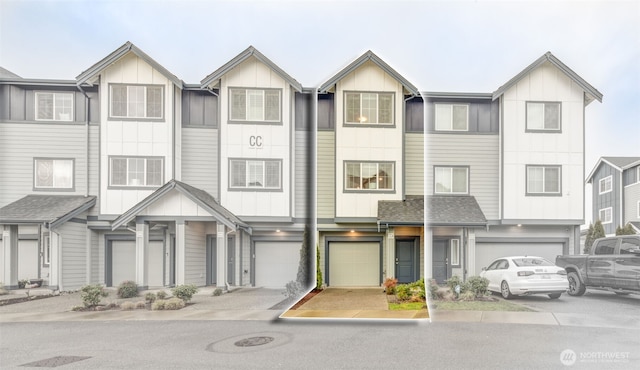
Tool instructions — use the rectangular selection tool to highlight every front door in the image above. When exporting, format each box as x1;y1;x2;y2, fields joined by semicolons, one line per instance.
169;236;176;287
227;235;235;285
395;239;417;283
433;239;450;284
206;235;217;285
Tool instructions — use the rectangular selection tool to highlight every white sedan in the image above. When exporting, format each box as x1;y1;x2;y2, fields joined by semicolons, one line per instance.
480;256;569;299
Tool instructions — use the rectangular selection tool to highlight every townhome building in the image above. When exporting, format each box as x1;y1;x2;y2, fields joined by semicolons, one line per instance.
0;42;312;290
586;157;640;235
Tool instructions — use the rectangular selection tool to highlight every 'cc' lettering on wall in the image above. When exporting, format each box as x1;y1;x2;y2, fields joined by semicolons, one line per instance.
249;135;263;148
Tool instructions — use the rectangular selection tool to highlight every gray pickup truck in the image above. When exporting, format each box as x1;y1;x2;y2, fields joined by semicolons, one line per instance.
555;235;640;296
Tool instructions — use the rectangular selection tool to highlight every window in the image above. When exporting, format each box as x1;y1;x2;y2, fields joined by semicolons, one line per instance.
42;234;50;266
620;238;640;255
599;207;612;224
109;157;163;187
526;102;561;131
230;88;280;122
434;166;468;194
526;165;561;195
110;85;163;119
35;92;73;121
599;176;612;194
34;158;73;189
435;104;468;131
345;162;394;191
344;92;394;124
594;239;616;255
450;239;460;266
229;159;281;190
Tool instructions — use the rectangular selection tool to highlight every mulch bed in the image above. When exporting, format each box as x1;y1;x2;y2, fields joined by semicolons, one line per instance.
0;294;54;306
288;289;323;310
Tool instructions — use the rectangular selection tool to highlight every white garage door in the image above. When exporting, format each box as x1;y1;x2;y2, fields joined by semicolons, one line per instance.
475;243;564;274
255;241;301;288
18;240;39;280
329;242;380;287
112;241;135;286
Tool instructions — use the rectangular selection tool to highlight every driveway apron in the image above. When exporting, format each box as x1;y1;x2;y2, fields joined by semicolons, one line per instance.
296;288;389;310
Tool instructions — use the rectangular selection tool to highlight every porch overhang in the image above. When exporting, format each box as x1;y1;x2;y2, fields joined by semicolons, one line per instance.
426;195;487;227
377;196;424;228
111;180;250;233
0;195;96;229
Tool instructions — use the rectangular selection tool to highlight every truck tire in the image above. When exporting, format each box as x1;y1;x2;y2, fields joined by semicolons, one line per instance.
548;293;562;299
567;271;586;296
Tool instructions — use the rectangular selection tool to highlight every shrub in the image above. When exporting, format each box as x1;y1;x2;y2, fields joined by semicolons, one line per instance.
408;279;426;300
145;292;157;303
446;276;470;297
135;301;147;309
316;244;323;289
459;291;476;301
383;277;398;295
428;279;442;301
156;290;167;299
164;297;185;310
120;301;135;310
117;280;138;299
396;284;411;301
80;284;108;307
151;300;165;310
0;283;8;296
467;276;490;297
284;280;303;300
171;284;198;302
212;288;223;297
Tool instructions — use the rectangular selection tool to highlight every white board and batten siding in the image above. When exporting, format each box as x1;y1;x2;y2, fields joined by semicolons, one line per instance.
335;61;404;218
219;57;292;218
99;52;175;215
502;61;585;221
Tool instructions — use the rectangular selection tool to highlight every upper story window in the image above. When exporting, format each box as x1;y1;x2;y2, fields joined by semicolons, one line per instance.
599;175;612;194
109;157;163;187
35;92;73;121
598;207;612;224
434;166;469;194
110;84;163;119
526;165;561;195
344;92;394;125
526;102;561;132
344;161;394;191
229;159;282;190
230;88;281;123
435;104;468;131
34;158;74;190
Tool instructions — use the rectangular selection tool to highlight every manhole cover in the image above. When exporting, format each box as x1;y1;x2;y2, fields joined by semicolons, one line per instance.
234;336;274;347
21;356;91;368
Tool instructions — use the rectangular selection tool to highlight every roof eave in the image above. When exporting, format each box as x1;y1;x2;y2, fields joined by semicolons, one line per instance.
49;197;96;229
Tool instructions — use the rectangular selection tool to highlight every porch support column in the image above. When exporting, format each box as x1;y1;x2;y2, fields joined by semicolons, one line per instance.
424;227;433;280
175;220;186;285
49;230;60;291
468;230;476;276
2;225;18;289
135;220;149;290
216;223;227;290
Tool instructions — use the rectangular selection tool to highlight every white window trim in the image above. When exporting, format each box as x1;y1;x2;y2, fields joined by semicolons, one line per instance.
599;175;613;195
599;207;613;224
434;103;469;131
35;92;74;121
33;158;74;190
344;92;395;125
434;166;469;195
526;165;562;195
109;84;164;119
450;239;460;266
229;158;282;190
229;88;282;123
108;157;164;187
526;101;561;131
344;161;395;192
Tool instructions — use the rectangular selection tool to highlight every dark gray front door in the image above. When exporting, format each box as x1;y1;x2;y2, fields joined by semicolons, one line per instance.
169;236;176;287
433;240;450;284
227;235;235;285
396;239;417;283
206;235;217;285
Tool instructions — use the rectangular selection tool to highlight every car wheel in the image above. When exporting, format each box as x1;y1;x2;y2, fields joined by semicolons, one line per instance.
567;271;586;296
548;293;561;299
501;281;513;299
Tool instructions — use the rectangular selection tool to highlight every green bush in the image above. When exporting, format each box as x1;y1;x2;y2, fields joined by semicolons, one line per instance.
80;284;108;307
0;283;8;296
212;288;223;297
428;279;442;301
120;301;135;310
117;280;138;298
459;291;476;301
164;297;185;310
408;278;426;300
467;276;490;297
284;280;303;300
396;284;411;301
316;244;323;289
135;301;147;309
156;290;167;299
446;276;470;297
171;284;198;302
144;292;157;303
151;300;165;310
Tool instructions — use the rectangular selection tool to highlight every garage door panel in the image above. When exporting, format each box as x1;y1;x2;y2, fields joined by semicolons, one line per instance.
112;241;135;286
329;242;380;287
255;242;300;288
18;240;39;280
148;241;164;287
475;243;563;275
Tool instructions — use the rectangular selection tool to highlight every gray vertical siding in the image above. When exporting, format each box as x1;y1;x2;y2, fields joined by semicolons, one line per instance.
185;222;206;286
0;85;98;123
295;131;312;219
59;219;88;291
181;128;218;198
405;133;424;195
624;183;640;223
317;94;335;130
623;165;639;186
425;98;499;133
88;125;100;215
316;131;335;219
182;90;218;127
591;164;621;234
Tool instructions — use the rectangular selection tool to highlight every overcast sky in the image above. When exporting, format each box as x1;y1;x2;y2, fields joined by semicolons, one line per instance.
1;0;638;224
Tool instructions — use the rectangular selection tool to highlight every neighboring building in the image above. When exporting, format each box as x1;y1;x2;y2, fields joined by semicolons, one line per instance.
586;157;640;235
0;42;312;290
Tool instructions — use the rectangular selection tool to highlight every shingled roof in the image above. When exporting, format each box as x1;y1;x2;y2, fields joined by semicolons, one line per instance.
378;196;424;225
427;196;486;226
0;195;96;229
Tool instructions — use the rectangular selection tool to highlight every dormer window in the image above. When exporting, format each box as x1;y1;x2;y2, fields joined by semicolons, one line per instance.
435;104;468;131
35;92;73;121
344;92;394;125
109;84;163;119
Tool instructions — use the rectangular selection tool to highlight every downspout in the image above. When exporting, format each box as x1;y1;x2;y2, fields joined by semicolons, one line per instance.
77;85;90;197
226;228;234;291
462;227;468;281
